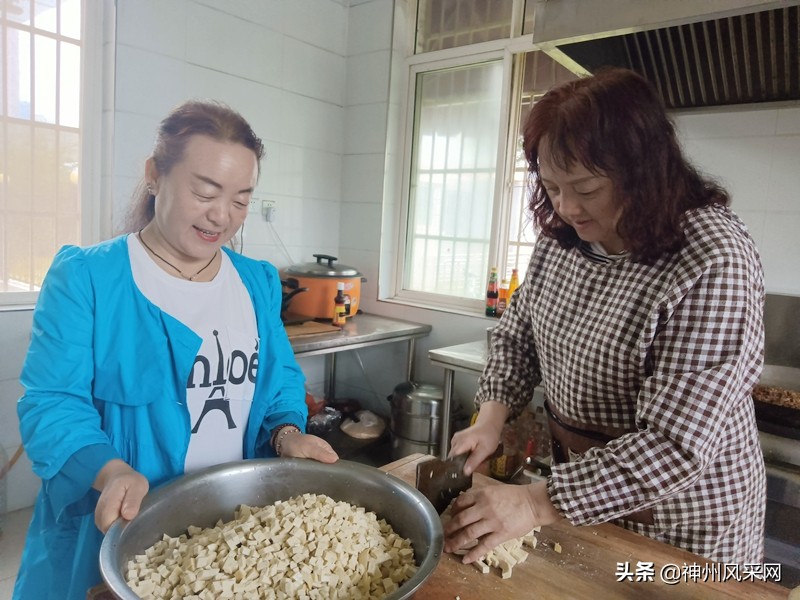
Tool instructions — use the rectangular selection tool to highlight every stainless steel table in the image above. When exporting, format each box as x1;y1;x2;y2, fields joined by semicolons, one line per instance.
428;340;488;458
289;313;432;401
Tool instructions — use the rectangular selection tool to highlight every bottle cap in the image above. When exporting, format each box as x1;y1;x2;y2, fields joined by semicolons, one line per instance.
337;281;345;290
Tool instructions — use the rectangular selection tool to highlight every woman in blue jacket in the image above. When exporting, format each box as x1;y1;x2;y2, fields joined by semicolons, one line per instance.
15;100;338;599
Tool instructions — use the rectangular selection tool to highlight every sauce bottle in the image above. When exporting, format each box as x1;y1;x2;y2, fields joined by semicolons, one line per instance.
508;268;520;302
496;279;509;316
489;423;521;481
332;282;347;326
485;267;499;317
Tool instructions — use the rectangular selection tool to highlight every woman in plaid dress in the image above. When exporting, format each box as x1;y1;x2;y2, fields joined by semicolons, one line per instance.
444;68;766;566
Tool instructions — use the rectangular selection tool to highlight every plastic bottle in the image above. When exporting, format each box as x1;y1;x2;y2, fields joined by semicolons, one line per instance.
496;279;509;316
332;282;347;326
508;268;520;302
485;267;499;317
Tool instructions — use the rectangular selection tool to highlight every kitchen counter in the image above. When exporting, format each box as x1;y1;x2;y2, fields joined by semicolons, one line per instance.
428;340;488;458
380;454;791;600
288;313;432;401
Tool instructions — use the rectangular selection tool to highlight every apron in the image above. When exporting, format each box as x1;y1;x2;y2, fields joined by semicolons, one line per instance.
544;400;655;525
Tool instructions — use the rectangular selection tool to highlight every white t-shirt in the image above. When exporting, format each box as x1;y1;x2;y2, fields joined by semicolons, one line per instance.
128;234;258;473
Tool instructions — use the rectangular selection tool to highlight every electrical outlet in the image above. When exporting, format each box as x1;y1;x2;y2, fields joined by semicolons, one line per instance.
262;199;277;222
248;196;261;213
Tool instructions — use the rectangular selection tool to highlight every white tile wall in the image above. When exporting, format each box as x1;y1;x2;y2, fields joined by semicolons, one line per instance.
345;50;392;105
282;37;346;104
114;46;188;119
115;0;187;59
674;104;800;295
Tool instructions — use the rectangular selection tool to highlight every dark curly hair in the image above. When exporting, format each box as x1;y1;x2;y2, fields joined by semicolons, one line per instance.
123;100;265;233
523;67;729;264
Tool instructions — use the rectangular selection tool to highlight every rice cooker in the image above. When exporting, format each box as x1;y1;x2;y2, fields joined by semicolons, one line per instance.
281;254;364;320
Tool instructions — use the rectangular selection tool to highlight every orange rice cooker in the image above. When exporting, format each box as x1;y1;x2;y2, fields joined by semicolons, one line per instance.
281;254;363;320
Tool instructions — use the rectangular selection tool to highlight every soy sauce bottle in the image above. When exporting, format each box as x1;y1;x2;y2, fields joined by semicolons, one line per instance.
332;282;347;326
485;267;499;317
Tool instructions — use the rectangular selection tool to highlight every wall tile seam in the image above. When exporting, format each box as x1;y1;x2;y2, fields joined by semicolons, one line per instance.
340;199;383;206
283;33;348;59
343;151;387;158
346;47;393;59
343;97;390;109
187;2;291;35
115;41;187;63
275;142;344;156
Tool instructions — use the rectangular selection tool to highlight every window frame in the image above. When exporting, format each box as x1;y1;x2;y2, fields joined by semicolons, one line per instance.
386;7;549;316
392;49;514;314
0;0;113;308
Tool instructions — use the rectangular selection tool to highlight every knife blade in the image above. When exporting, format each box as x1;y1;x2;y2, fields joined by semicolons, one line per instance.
415;453;472;514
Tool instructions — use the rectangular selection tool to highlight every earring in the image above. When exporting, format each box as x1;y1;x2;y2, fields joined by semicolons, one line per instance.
146;184;154;195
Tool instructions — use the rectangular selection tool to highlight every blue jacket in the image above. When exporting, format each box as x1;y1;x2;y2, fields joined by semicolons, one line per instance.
14;236;307;599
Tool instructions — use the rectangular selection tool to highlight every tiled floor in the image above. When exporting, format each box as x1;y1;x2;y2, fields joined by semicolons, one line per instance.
0;506;32;600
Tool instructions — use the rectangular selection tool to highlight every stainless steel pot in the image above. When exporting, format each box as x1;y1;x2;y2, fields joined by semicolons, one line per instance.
388;382;444;460
99;459;443;600
391;436;439;460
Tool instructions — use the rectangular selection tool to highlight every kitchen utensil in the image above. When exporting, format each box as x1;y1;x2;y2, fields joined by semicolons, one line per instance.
100;459;443;600
388;381;444;460
415;453;472;514
280;278;313;325
281;254;365;320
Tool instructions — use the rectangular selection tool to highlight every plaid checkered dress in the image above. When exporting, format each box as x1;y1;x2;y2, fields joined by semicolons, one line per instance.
477;205;766;563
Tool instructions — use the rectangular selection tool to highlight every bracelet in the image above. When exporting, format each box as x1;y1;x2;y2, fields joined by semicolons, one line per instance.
272;424;301;456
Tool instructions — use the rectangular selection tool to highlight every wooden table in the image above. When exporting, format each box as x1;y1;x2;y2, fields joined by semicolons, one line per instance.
380;454;791;600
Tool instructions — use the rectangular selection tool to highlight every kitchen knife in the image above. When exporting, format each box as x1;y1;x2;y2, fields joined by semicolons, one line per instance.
415;453;472;514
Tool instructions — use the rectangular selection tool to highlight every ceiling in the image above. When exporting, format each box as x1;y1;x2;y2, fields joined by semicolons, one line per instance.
556;4;800;110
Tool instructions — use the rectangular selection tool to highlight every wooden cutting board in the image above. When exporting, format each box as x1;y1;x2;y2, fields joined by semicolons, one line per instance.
284;321;342;338
381;454;790;600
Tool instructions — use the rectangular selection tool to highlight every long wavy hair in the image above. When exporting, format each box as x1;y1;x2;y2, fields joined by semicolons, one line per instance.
121;100;265;234
523;67;729;264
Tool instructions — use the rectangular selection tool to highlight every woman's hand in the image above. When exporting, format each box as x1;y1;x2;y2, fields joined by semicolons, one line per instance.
93;459;149;534
280;433;339;463
449;400;507;475
443;479;561;564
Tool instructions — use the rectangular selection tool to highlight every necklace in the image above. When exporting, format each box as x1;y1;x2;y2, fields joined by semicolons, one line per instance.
136;229;218;281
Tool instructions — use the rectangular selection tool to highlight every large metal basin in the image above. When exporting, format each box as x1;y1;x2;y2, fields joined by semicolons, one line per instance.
100;459;443;599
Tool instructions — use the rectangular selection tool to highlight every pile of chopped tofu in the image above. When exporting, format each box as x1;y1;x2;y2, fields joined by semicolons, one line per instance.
451;528;541;579
442;498;560;580
124;493;417;600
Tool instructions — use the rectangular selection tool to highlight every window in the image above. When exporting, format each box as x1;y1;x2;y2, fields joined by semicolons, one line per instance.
0;0;106;306
392;0;577;312
405;60;504;300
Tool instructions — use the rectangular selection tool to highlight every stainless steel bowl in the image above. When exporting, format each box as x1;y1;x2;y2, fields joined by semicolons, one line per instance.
100;459;443;599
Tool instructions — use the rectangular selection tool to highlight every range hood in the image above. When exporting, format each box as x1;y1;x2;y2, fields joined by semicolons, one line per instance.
536;2;799;110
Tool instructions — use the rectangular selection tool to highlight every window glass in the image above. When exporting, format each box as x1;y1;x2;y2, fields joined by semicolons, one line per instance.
1;0;82;296
4;0;31;25
502;51;578;282
522;0;535;35
34;34;57;123
60;0;80;40
34;0;57;33
416;0;513;53
405;60;504;299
